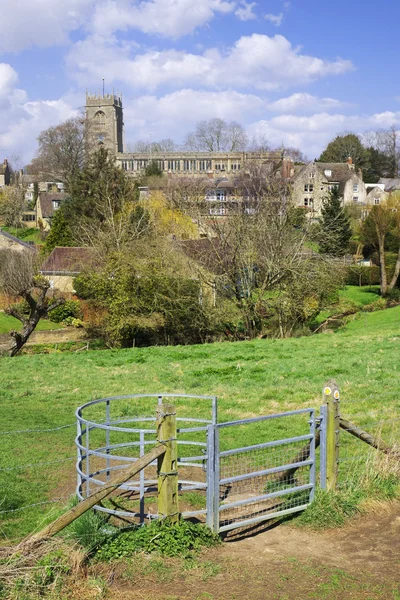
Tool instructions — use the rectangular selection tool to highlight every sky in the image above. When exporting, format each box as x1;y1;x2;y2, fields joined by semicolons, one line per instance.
0;0;400;165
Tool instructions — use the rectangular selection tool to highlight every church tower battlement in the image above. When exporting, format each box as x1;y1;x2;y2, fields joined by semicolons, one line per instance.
85;91;124;155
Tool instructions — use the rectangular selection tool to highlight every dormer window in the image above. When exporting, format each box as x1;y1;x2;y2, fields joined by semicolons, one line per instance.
324;169;332;177
52;200;61;210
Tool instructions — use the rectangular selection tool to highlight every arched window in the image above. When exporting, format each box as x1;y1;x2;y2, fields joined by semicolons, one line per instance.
95;110;106;127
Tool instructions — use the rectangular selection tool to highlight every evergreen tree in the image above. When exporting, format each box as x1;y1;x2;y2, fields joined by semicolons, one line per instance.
319;187;352;256
43;208;75;254
145;160;163;178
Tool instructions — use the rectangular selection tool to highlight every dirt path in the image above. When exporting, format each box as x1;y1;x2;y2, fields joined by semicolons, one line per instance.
83;504;400;600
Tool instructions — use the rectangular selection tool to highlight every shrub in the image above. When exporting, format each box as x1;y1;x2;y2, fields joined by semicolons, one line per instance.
48;300;82;323
96;519;220;561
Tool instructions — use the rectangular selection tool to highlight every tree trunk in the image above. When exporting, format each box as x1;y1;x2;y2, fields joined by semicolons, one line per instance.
377;233;387;296
388;248;400;292
9;318;40;357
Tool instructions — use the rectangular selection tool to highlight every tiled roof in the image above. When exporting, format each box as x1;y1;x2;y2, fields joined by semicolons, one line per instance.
40;247;96;274
314;162;354;182
38;193;67;219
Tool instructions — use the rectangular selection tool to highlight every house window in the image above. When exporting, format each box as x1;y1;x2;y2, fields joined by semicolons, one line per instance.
328;184;338;192
215;162;227;171
52;200;61;209
304;198;314;207
374;197;380;205
209;205;226;216
22;214;35;222
324;169;332;177
353;196;359;202
231;163;241;171
304;184;314;192
310;172;315;178
216;190;226;201
353;184;359;193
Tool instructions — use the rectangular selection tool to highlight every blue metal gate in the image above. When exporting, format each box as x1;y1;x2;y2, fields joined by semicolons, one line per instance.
206;409;317;533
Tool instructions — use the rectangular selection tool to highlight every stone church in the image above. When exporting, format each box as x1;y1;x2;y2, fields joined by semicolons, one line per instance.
85;92;284;179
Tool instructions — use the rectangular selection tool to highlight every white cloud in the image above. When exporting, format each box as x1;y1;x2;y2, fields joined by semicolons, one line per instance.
90;0;236;38
247;111;400;158
0;0;94;53
68;33;354;92
235;1;257;21
0;64;76;163
124;88;265;141
0;0;236;53
267;93;350;113
264;12;284;26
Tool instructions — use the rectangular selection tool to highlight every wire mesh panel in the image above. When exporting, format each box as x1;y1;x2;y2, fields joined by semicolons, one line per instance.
207;409;316;533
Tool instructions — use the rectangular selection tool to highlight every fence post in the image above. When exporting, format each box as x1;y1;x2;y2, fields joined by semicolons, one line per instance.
323;381;340;491
156;403;179;523
319;404;328;489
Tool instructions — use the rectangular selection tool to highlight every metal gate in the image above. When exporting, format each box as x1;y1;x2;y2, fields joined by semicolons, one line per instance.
206;409;317;533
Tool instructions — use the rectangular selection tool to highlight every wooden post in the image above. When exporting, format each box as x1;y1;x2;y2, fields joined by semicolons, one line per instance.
156;403;179;523
323;381;340;491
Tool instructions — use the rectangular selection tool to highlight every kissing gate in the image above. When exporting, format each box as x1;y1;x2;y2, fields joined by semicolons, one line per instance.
76;394;327;534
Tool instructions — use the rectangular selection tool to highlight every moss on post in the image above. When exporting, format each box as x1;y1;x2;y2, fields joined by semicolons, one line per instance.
156;403;179;523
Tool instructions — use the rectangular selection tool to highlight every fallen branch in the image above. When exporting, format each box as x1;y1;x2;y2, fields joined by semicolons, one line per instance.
19;444;166;552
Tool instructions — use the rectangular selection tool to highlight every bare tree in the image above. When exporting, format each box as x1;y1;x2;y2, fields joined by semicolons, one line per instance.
0;185;26;227
184;118;248;152
0;249;65;356
181;178;344;338
127;138;178;153
27;116;88;191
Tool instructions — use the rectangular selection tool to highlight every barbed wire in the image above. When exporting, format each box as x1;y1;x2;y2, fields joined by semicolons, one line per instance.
0;424;75;435
0;498;63;515
0;457;76;472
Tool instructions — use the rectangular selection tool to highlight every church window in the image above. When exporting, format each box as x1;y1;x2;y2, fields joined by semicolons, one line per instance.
95;111;106;127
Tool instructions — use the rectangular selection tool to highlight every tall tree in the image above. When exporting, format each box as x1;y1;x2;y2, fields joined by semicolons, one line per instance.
42;208;75;254
0;186;26;227
28;116;88;191
64;147;146;254
184;118;248;152
319;187;352;256
319;133;370;170
0;249;65;356
361;194;400;295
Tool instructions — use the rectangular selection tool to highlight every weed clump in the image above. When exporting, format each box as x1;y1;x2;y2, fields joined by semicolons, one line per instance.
96;519;220;561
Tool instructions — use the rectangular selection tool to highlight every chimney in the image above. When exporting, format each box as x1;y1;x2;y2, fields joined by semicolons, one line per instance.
281;157;294;179
207;170;214;180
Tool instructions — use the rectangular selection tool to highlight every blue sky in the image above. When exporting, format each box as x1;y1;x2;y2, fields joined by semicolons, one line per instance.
0;0;399;165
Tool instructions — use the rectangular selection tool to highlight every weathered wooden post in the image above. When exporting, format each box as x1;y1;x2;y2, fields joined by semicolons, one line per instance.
323;381;340;491
156;403;179;523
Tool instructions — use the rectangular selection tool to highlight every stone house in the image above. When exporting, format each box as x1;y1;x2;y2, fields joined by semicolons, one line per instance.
365;185;389;207
36;192;66;230
0;159;11;187
40;246;95;292
291;159;366;216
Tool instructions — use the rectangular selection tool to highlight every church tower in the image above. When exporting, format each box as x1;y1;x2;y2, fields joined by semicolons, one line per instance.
85;91;124;155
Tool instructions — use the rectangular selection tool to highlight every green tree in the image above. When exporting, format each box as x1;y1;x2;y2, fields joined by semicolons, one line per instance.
319;134;370;171
64;148;145;253
43;208;75;254
319;187;352;256
145;160;163;178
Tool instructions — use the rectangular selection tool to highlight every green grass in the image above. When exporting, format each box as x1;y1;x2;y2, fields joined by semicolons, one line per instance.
0;312;63;334
338;284;380;306
1;305;400;540
1;226;42;244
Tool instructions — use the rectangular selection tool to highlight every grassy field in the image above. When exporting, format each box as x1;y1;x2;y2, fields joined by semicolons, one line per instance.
0;312;62;334
0;303;399;540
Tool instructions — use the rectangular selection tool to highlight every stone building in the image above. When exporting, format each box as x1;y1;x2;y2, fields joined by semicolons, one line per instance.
0;159;11;187
85;92;284;179
291;158;366;216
